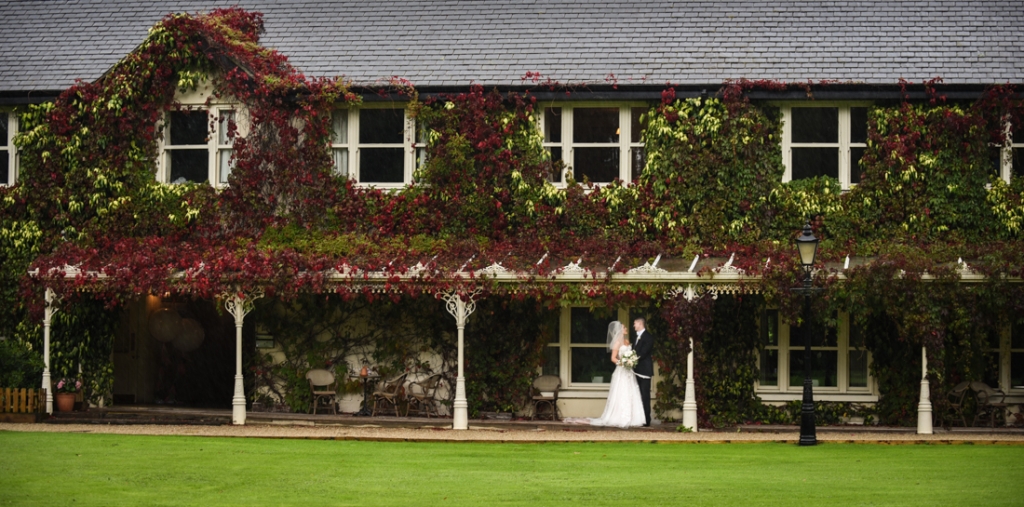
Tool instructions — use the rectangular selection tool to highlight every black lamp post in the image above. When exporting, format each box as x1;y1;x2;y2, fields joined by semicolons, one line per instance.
795;222;820;446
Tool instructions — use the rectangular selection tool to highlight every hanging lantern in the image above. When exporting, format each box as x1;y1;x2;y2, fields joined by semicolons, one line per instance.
148;307;181;343
172;318;205;352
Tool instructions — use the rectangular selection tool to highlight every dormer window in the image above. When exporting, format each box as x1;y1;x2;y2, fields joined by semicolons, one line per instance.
331;106;414;187
541;104;646;185
782;105;869;189
161;107;236;186
1;112;15;185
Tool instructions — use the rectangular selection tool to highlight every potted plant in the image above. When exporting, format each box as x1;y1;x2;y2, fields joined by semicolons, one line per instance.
54;378;82;412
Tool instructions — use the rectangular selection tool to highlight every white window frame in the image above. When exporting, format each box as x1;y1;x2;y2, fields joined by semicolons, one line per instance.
158;104;240;188
545;306;633;392
756;311;876;402
997;120;1023;183
538;103;648;187
780;103;871;190
1;111;16;186
993;324;1024;398
333;105;415;188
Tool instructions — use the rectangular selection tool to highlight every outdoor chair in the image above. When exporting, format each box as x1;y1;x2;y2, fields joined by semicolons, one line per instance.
531;375;561;421
405;373;445;418
372;373;407;417
944;381;971;427
970;381;1007;427
305;369;338;415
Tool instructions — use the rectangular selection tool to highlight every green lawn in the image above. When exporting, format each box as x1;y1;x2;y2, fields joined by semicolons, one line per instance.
1;431;1022;506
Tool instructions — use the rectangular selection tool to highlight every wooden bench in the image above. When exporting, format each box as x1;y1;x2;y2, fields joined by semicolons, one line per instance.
0;388;46;423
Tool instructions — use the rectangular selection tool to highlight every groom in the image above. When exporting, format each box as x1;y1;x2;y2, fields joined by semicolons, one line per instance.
632;317;655;427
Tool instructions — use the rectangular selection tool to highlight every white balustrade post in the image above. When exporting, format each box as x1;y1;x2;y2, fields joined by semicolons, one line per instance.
42;288;58;414
442;290;479;430
681;338;698;432
223;290;263;425
917;345;933;434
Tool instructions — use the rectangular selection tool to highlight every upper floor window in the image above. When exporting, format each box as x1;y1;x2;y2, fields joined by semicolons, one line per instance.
541;105;646;185
331;107;414;187
758;310;872;397
0;112;15;186
782;105;869;190
160;107;236;186
994;121;1024;183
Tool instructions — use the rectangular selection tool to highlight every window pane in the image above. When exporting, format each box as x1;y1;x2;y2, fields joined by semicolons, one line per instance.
789;350;838;388
792;147;839;180
1012;322;1023;349
573;108;619;143
570;308;608;344
762;310;778;346
849;321;865;348
986;331;1001;350
850;107;869;144
332;111;348;144
169;149;208;183
1012;148;1024;179
790;322;837;347
574;147;619;183
218;149;233;184
759;349;778;386
542;346;560;376
544;108;562;143
571;347;615;384
547;147;563;183
0;153;8;185
982;352;1000;388
988;147;1003;178
0;112;7;146
360;109;404;144
218;111;234;145
791;108;838;143
170;111;209;145
359;148;404;183
630;147;645;182
849;349;868;388
850;147;866;184
333;148;349;178
631;107;645;143
1010;352;1024;388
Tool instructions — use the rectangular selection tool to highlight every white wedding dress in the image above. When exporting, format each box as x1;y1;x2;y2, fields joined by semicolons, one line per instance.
567;344;646;428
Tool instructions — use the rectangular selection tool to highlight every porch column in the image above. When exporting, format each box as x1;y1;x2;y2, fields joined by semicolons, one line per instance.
681;338;698;432
917;345;933;434
223;290;263;425
441;290;479;430
42;288;58;414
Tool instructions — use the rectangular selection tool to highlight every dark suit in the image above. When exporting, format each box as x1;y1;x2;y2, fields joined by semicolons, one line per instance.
633;328;655;426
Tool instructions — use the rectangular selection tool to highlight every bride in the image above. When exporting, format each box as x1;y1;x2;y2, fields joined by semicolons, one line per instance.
566;321;646;428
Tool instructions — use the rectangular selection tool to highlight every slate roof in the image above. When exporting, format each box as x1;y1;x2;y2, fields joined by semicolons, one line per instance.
1;0;1022;93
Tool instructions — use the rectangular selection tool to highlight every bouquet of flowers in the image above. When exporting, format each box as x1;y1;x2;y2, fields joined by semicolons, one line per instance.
56;378;82;393
619;350;639;370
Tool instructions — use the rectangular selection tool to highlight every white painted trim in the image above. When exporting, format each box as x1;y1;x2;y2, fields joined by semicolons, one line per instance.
1;111;17;186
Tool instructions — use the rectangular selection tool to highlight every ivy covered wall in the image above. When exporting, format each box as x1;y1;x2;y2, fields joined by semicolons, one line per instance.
1;9;1022;424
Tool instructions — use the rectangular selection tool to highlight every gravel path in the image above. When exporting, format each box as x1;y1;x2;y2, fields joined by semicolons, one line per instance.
3;422;1024;444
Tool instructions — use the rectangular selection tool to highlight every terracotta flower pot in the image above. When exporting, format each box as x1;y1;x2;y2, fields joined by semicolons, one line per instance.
55;392;76;412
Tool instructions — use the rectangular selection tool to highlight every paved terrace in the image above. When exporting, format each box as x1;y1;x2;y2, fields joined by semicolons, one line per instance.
2;406;1022;444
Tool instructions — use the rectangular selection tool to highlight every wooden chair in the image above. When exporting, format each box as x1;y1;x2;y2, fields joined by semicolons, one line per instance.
970;381;1007;427
305;369;338;415
531;375;561;421
944;381;971;427
406;373;444;418
372;373;407;417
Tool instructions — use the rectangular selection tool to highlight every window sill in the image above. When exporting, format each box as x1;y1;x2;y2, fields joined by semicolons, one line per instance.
757;392;878;403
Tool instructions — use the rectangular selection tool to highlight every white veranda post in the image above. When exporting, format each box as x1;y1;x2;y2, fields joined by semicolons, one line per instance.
681;337;698;432
441;290;480;430
223;290;263;425
42;288;59;414
917;345;933;434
